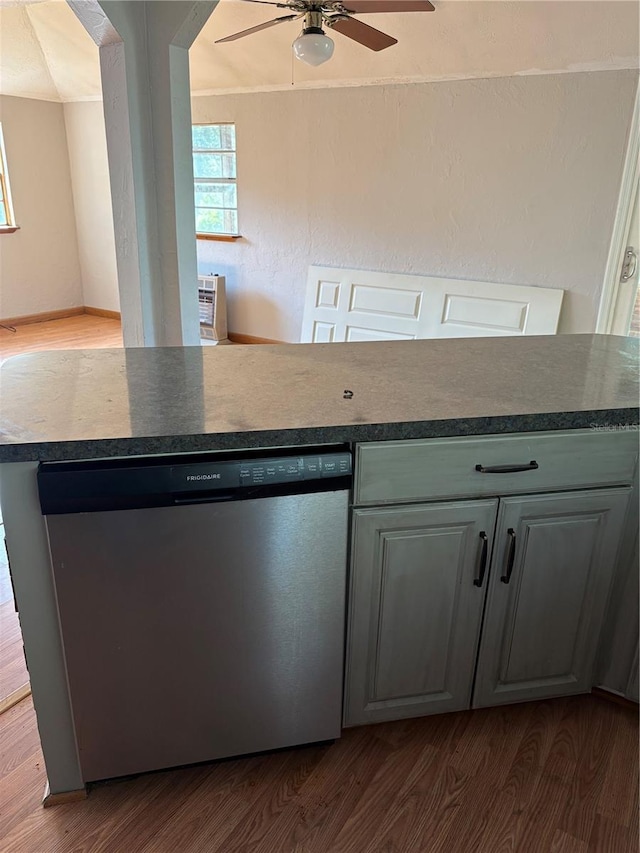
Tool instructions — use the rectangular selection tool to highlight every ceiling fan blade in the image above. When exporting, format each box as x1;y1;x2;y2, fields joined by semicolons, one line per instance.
328;16;397;51
215;14;299;43
342;1;434;12
240;0;296;7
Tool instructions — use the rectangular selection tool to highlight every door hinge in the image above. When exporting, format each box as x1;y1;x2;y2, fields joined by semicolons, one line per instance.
621;248;638;282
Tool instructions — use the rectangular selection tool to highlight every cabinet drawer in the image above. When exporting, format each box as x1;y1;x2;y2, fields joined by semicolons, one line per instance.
355;429;638;505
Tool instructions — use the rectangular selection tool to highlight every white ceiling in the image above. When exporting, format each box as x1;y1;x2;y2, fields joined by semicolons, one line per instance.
0;0;638;103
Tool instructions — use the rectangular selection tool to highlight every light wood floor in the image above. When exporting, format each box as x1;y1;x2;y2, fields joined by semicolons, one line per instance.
0;694;637;852
0;517;29;704
0;598;26;704
0;314;123;363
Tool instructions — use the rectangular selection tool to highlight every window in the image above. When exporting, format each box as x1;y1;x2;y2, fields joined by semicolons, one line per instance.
192;123;239;239
0;123;16;232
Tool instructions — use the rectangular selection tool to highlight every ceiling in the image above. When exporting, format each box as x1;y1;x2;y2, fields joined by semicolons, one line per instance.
0;0;638;103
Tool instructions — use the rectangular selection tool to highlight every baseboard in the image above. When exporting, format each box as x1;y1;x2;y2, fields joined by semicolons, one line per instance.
42;780;87;807
0;682;31;716
84;306;121;320
591;686;639;710
0;307;85;327
228;332;284;345
0;310;284;344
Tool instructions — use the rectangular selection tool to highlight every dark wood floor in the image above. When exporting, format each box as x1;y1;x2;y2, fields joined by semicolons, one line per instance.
0;693;637;852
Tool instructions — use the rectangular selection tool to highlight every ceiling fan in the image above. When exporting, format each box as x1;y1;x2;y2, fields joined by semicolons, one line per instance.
215;1;435;67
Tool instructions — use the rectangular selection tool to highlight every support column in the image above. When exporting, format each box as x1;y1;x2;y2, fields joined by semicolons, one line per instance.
70;1;217;346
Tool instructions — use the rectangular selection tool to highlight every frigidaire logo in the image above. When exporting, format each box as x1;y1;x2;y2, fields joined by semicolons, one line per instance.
186;473;221;481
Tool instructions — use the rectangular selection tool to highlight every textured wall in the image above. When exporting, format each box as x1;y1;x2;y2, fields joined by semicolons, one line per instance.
0;95;83;318
193;70;637;341
64;101;119;313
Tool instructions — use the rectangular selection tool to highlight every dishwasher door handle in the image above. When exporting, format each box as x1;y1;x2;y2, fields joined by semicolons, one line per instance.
173;492;238;505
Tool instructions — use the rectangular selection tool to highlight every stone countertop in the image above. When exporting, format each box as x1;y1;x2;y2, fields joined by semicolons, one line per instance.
0;334;638;463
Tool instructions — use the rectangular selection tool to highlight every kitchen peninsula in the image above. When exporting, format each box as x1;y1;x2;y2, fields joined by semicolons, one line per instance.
1;333;638;802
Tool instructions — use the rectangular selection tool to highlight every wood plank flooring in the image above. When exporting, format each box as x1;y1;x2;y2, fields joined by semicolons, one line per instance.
0;600;27;704
0;518;29;703
0;314;122;363
0;694;637;852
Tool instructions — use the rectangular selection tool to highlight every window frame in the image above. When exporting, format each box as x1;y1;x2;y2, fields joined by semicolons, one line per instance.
0;123;18;234
193;122;241;242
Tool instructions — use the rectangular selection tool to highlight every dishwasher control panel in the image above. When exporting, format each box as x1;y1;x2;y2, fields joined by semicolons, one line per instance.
38;449;352;514
178;453;351;491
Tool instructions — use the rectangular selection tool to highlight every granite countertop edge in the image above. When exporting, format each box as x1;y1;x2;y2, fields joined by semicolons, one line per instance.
1;407;638;465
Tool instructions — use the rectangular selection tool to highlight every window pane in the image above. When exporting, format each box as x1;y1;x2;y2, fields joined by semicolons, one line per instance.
196;207;238;234
219;124;236;150
0;205;6;226
193;152;236;179
194;183;237;209
192;125;221;150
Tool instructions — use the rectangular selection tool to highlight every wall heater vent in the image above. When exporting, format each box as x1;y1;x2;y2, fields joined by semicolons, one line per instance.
198;274;228;344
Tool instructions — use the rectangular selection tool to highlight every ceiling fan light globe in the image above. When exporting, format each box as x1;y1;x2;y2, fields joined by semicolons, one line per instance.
293;30;335;66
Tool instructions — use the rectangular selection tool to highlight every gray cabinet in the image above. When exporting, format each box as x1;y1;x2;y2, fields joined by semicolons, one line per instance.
355;430;639;505
344;499;498;726
472;488;631;708
596;529;639;702
346;431;637;726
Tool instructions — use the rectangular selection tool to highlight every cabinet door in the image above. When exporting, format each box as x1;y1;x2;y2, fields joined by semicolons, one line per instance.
344;499;498;726
473;487;631;708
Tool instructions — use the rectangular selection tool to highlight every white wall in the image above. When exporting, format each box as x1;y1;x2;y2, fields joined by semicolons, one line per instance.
0;95;83;319
63;101;119;313
193;70;637;341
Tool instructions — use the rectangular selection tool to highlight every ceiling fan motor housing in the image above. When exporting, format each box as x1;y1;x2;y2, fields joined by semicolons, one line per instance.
303;10;325;31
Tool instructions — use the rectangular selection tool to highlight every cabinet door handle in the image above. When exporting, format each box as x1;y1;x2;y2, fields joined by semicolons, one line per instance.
473;531;489;587
500;528;517;584
475;461;538;474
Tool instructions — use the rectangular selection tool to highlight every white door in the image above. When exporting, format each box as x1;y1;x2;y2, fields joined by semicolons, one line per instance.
597;80;640;338
608;179;640;337
300;266;564;343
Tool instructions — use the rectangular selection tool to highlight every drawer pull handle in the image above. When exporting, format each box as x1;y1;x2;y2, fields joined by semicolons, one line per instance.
473;531;489;588
475;460;539;474
501;528;517;584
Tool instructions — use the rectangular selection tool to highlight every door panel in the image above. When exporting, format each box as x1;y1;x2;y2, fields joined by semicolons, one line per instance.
301;265;564;343
344;499;498;726
500;516;600;684
473;488;631;708
374;527;470;700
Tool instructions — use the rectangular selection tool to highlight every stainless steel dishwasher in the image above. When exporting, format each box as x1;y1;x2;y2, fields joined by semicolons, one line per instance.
38;447;352;783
